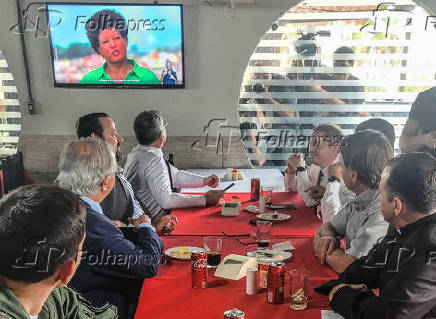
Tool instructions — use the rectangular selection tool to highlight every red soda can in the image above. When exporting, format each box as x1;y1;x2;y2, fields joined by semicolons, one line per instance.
224;308;246;319
251;178;260;201
267;262;285;304
191;249;207;289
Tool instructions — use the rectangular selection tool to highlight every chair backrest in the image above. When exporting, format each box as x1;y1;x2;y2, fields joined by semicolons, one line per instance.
0;152;24;199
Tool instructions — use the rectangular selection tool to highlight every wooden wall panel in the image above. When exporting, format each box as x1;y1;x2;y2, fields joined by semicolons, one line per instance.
19;135;251;183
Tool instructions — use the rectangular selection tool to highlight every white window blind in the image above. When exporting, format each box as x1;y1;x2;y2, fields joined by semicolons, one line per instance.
0;50;21;155
239;0;436;170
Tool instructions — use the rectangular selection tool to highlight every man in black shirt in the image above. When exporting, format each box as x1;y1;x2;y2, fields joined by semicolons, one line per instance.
400;87;436;157
316;152;436;319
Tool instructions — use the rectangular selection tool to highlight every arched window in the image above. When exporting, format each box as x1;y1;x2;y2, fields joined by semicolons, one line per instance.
0;49;21;155
239;0;436;169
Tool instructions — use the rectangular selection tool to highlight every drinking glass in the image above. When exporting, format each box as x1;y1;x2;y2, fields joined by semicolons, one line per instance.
289;269;310;310
261;186;273;205
203;236;222;268
256;220;271;250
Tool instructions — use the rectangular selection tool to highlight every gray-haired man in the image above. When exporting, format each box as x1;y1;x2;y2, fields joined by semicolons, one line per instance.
313;130;391;273
124;110;224;223
56;138;163;319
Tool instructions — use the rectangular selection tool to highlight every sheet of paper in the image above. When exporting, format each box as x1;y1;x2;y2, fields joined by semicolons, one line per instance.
321;310;346;319
272;241;296;251
214;254;257;280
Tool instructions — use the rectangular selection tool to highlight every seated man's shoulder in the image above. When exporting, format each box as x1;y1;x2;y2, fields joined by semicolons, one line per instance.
44;286;118;318
84;204;121;235
0;313;13;319
426;86;436;98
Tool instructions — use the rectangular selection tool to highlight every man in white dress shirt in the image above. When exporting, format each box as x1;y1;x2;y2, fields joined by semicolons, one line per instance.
284;123;355;223
124;110;224;223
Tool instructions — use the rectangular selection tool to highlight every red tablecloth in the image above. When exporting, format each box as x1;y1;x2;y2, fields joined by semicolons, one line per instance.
135;235;337;319
171;192;321;237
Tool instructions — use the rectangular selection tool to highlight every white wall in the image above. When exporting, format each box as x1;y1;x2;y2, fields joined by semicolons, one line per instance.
0;0;434;137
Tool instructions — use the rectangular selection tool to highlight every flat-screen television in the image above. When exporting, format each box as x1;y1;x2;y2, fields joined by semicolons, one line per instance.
46;3;184;88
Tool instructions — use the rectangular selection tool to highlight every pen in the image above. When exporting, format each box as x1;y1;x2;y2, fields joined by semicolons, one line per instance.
223;182;236;192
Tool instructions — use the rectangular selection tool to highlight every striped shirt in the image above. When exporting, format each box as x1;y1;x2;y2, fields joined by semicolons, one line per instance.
124;145;206;221
116;172;146;220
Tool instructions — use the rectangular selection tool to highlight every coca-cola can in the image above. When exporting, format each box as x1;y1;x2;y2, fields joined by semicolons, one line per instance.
191;249;207;289
224;308;246;319
250;178;260;201
267;262;285;304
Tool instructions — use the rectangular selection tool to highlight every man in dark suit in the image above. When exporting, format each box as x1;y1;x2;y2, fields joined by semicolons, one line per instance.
56;137;163;319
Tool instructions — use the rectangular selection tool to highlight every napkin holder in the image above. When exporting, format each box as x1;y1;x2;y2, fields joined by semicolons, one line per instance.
221;201;240;216
223;169;245;181
214;254;258;280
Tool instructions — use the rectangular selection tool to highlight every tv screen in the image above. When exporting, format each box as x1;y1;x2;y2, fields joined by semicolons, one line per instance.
46;3;184;88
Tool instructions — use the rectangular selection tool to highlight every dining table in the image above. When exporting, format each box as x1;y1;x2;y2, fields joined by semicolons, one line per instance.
171;192;322;237
134;191;338;319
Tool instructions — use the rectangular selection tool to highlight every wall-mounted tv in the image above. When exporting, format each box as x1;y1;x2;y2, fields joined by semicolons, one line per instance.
46;3;184;88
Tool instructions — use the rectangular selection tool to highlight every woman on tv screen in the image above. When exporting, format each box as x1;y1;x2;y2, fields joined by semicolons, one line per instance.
80;9;160;85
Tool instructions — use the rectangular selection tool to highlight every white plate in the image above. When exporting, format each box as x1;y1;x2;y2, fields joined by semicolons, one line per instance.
164;246;203;260
256;212;291;221
246;249;292;263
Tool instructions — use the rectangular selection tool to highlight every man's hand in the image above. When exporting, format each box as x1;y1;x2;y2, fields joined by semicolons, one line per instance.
327;163;343;180
205;190;224;206
314;236;338;264
203;174;220;188
425;131;436;149
305;185;326;200
328;283;368;301
154;215;178;236
288;154;305;171
112;220;127;227
128;215;151;228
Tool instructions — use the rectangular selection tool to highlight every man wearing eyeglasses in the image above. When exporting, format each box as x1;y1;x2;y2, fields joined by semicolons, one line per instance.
124;110;224;224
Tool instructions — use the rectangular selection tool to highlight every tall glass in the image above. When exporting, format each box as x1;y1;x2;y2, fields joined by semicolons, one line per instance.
289;269;310;310
262;186;273;205
203;236;222;268
256;220;271;250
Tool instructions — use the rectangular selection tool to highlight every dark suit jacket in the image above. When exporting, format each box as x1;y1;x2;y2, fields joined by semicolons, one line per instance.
315;214;436;319
70;201;163;319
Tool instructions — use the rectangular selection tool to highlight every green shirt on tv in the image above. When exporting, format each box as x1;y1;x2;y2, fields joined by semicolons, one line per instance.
80;59;160;85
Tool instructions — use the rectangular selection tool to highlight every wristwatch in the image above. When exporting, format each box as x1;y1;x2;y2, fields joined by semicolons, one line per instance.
327;176;340;183
295;166;306;176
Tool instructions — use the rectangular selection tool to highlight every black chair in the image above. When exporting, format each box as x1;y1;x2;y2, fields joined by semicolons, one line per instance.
0;152;24;199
